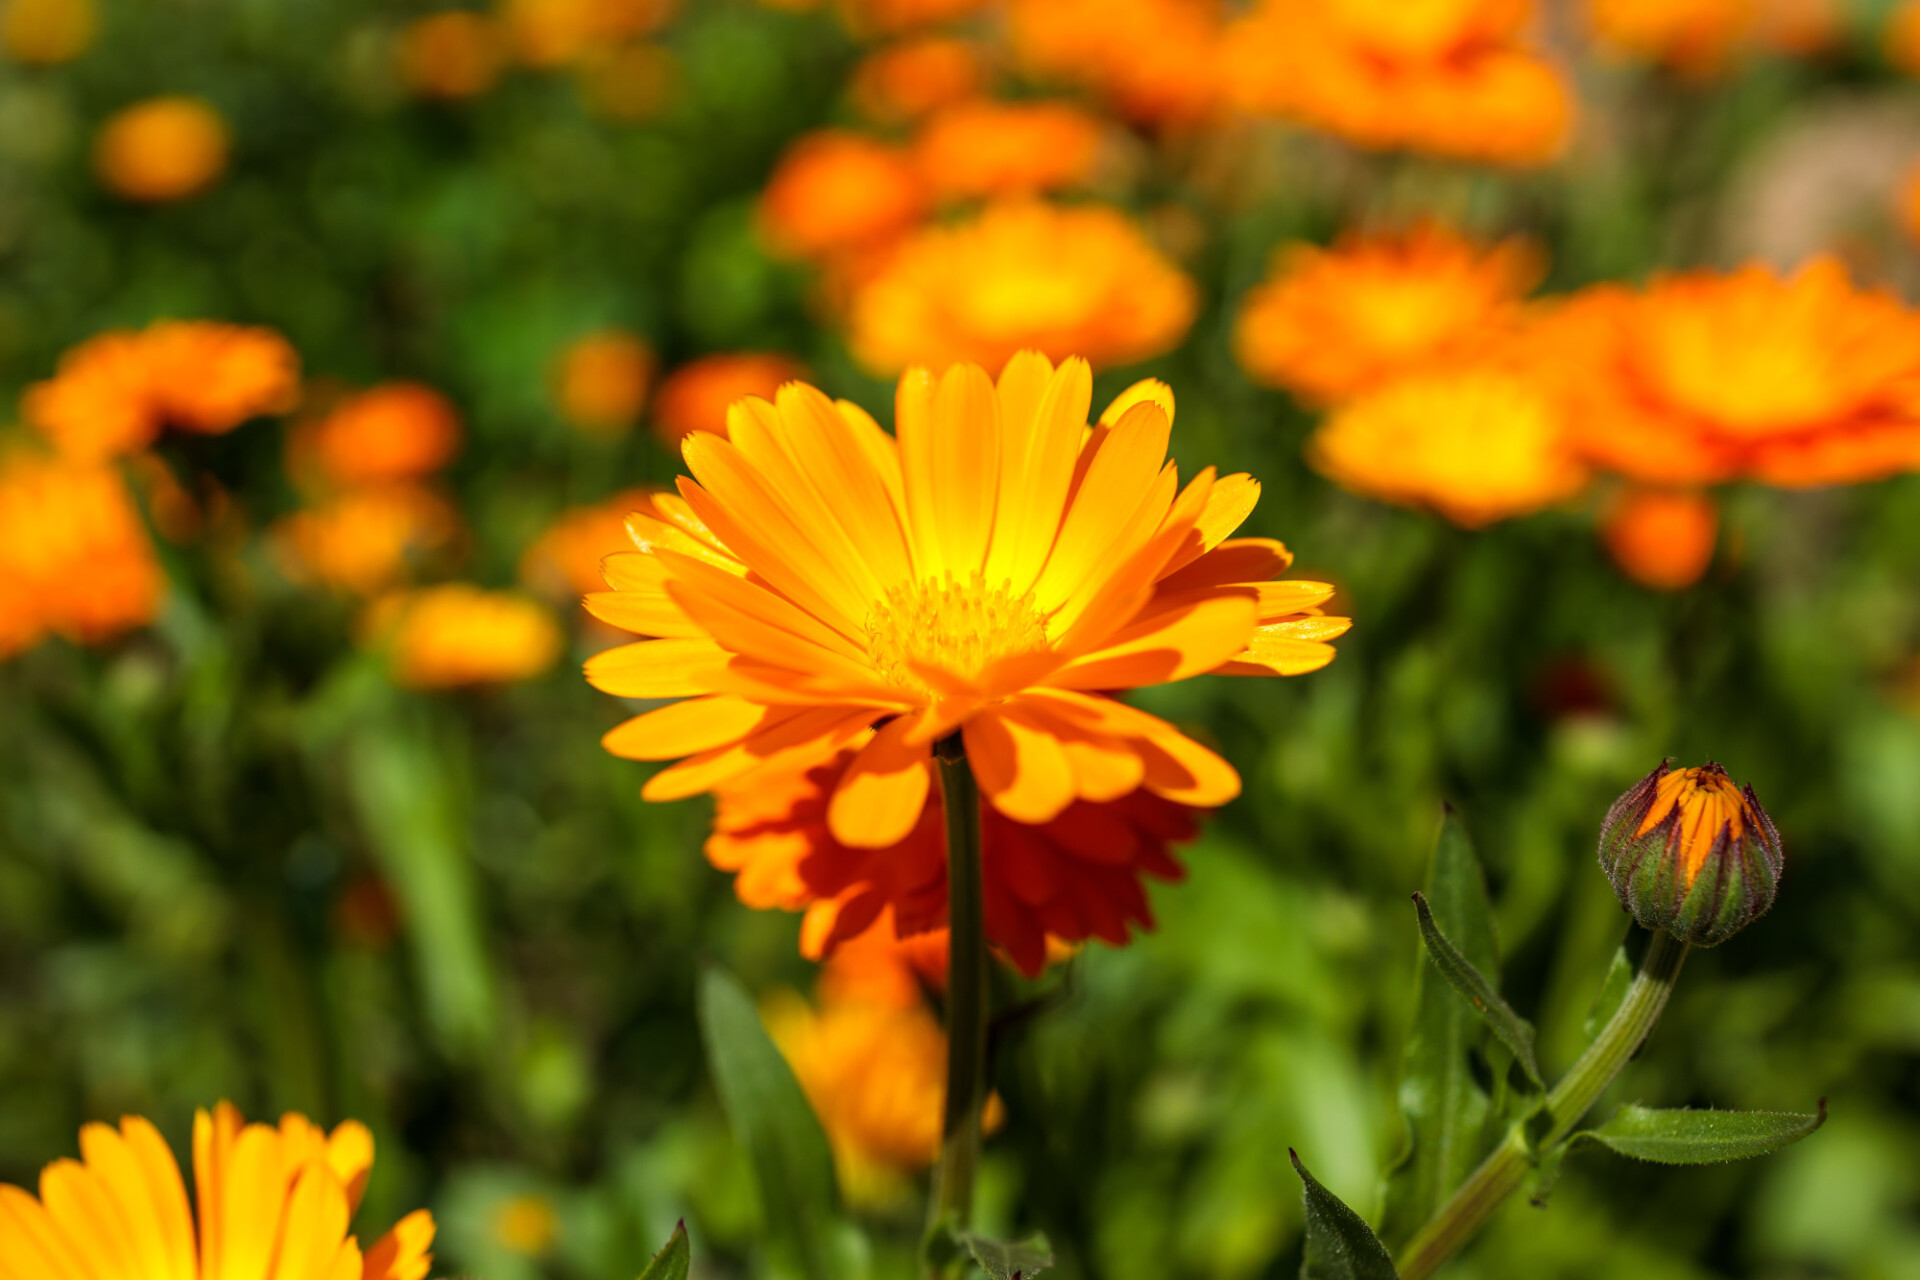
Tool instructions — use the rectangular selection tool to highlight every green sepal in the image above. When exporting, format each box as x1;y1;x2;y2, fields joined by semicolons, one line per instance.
1568;1099;1827;1164
1293;1150;1401;1280
955;1231;1055;1280
1412;892;1543;1089
636;1221;690;1280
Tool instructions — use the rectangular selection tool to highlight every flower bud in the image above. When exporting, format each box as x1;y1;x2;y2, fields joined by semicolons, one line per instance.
1597;762;1783;946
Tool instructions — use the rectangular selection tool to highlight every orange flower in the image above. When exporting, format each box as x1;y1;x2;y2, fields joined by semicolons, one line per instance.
833;0;993;36
1891;0;1920;73
94;96;230;202
758;130;928;262
292;383;460;488
913;99;1107;202
397;11;506;100
1601;488;1719;590
1009;0;1225;125
1;0;97;63
1233;223;1542;405
850;36;985;124
369;585;563;688
1308;366;1589;526
651;352;809;445
0;449;164;658
520;488;660;599
499;0;672;67
552;331;655;433
0;1101;434;1280
847;201;1197;374
576;41;677;121
272;485;462;596
1545;258;1920;487
1585;0;1752;76
585;353;1346;884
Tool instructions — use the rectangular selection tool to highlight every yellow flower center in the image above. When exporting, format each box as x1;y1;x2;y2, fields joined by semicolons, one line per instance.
1637;765;1749;884
864;572;1052;695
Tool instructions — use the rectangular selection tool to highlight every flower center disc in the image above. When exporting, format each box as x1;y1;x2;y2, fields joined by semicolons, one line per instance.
865;572;1052;695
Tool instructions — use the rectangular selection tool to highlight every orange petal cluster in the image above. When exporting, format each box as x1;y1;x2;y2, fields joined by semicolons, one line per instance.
651;352;810;446
1;0;97;63
1008;0;1226;126
0;1101;434;1280
365;584;563;689
551;331;656;434
912;98;1108;202
849;36;985;124
293;384;463;489
272;486;464;597
757;130;929;263
521;487;662;600
397;11;507;99
1588;0;1838;74
1601;488;1720;590
94;96;231;202
498;0;672;67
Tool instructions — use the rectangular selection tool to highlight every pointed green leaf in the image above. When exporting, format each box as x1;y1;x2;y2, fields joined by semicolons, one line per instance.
1581;938;1635;1043
637;1221;690;1280
957;1231;1054;1280
697;967;841;1280
1412;893;1543;1088
1293;1150;1401;1280
1570;1100;1827;1165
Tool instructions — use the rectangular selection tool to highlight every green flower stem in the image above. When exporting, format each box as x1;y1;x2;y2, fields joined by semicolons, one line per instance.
1396;930;1690;1280
929;733;990;1235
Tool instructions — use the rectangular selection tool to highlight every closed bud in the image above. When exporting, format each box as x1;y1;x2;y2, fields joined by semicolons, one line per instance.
1597;761;1783;947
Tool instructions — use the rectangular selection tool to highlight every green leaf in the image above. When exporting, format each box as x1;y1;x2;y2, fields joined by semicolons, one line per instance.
1581;937;1635;1043
956;1231;1054;1280
697;967;842;1280
1293;1150;1401;1280
637;1221;690;1280
1569;1100;1827;1165
1412;892;1543;1088
1379;807;1505;1248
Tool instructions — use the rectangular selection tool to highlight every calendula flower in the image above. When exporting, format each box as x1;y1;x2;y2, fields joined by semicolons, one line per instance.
1585;0;1751;76
1891;0;1920;73
586;352;1346;878
499;0;671;67
834;0;993;36
1233;223;1542;405
397;11;506;100
651;353;808;446
1308;366;1589;526
94;96;230;202
758;130;928;263
1;0;96;63
0;1101;435;1280
293;383;461;488
1544;258;1920;487
913;99;1107;202
1009;0;1225;125
0;449;164;658
491;1194;560;1256
520;487;661;600
369;584;563;688
552;331;655;433
847;202;1197;373
850;36;985;124
272;485;462;596
1601;488;1719;590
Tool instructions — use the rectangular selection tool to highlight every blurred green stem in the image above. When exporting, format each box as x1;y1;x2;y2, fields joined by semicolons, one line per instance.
1396;930;1690;1280
928;733;989;1240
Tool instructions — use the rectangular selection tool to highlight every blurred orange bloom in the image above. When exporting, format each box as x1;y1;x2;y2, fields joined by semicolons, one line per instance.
552;331;655;433
834;0;993;36
367;584;563;688
1585;0;1752;76
847;201;1197;373
1899;161;1920;244
1309;366;1590;526
94;96;230;202
500;0;672;67
758;130;928;262
1891;0;1920;73
397;11;506;100
273;484;462;597
850;36;985;124
1543;258;1920;487
25;320;299;461
1233;223;1542;406
913;98;1107;202
294;383;461;488
1602;488;1719;590
520;487;659;600
1009;0;1225;125
1;0;96;63
651;352;808;445
576;41;678;121
0;449;164;658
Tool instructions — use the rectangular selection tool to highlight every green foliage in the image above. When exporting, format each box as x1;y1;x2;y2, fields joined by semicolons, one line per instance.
956;1230;1055;1280
638;1221;691;1280
1411;892;1542;1089
1570;1102;1828;1166
1293;1150;1400;1280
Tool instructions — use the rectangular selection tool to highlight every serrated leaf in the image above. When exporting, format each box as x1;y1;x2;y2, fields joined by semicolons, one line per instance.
697;967;841;1280
1293;1150;1401;1280
1379;808;1504;1248
1582;938;1635;1044
957;1231;1054;1280
1412;892;1543;1088
1569;1100;1827;1165
637;1221;690;1280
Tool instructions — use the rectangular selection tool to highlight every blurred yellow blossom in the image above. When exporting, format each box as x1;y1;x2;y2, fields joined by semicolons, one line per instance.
273;484;463;597
491;1192;560;1255
501;0;672;67
552;331;655;434
913;98;1108;202
367;584;564;688
94;96;231;202
1;0;96;63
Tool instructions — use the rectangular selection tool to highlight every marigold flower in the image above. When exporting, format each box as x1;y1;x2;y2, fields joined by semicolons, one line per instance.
0;1101;435;1280
397;11;506;100
1601;488;1719;590
0;450;164;657
520;488;660;599
293;383;461;488
369;584;563;688
1585;0;1752;76
1597;762;1783;946
94;96;230;202
847;202;1197;374
1891;0;1920;73
1308;366;1589;527
758;130;928;263
1543;258;1920;487
499;0;672;67
1008;0;1225;125
273;484;462;597
651;353;809;446
586;352;1346;885
850;36;985;124
1233;224;1542;405
913;98;1107;203
834;0;993;36
1;0;96;63
552;331;655;433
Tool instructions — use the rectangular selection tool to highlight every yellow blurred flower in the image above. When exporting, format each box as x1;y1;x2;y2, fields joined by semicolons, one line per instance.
397;11;506;100
1585;0;1751;76
650;351;809;446
292;383;461;489
520;487;659;600
850;36;985;124
273;484;463;597
576;41;677;121
1233;223;1542;406
552;331;655;434
758;130;928;262
834;0;993;36
491;1193;560;1256
1308;366;1589;526
94;96;230;202
368;584;563;688
1;0;96;64
1009;0;1225;125
1890;0;1920;73
847;201;1197;374
1601;487;1719;591
913;98;1107;203
500;0;672;67
0;1101;435;1280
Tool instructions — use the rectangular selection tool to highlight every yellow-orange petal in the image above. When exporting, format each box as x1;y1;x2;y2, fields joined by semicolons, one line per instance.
602;694;772;761
827;714;935;847
584;638;733;697
964;705;1076;823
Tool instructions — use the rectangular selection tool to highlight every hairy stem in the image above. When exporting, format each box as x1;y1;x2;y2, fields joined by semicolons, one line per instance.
928;733;989;1236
